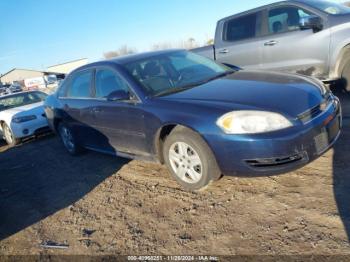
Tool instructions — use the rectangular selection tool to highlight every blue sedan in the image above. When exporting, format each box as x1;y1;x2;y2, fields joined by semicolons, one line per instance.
44;50;342;190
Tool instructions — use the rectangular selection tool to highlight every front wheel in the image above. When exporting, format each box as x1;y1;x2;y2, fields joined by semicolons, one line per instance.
2;123;20;147
163;126;221;191
57;122;82;155
341;61;350;92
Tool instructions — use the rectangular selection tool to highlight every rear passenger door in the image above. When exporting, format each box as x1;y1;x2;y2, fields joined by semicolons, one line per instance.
260;5;330;78
59;69;98;147
215;11;266;69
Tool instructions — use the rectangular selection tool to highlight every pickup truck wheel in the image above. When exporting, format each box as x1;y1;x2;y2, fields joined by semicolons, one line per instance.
163;126;221;191
58;122;82;155
2;123;20;147
341;61;350;92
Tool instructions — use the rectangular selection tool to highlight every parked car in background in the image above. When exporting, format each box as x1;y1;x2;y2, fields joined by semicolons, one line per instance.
24;77;47;90
6;83;22;94
193;0;350;91
0;83;22;96
0;84;9;96
45;50;341;190
0;91;49;146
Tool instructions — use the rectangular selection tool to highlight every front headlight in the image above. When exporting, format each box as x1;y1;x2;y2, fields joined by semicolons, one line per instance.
12;115;37;123
216;111;293;134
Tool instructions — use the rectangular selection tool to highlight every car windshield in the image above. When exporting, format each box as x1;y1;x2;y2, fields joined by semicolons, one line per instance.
124;51;233;97
0;92;47;112
306;0;350;15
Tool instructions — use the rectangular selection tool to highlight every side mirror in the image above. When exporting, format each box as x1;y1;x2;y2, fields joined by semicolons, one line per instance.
299;16;323;33
106;90;130;101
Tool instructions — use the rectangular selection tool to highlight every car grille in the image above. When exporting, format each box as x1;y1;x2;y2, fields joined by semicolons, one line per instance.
298;94;332;123
245;152;306;169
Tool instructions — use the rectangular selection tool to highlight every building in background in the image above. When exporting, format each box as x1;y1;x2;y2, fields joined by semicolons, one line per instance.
0;68;65;89
0;69;46;84
0;58;87;85
47;58;88;74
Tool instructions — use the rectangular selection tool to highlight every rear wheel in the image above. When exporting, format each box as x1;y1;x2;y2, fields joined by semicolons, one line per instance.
58;122;82;155
163;126;221;191
2;123;20;147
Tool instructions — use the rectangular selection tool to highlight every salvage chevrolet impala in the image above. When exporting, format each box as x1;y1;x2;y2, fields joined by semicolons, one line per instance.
44;50;342;190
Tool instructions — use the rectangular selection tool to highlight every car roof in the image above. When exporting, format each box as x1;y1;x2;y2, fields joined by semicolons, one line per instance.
72;49;185;73
109;49;183;64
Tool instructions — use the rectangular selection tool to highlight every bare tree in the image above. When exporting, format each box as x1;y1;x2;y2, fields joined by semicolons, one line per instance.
151;38;199;51
206;39;214;45
103;45;137;59
151;42;173;51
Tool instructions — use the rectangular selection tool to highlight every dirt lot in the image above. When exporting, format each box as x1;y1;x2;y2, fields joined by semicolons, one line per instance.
0;88;350;256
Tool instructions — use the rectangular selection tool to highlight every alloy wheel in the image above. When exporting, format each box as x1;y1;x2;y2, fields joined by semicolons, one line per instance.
3;124;13;145
168;141;203;184
60;126;75;152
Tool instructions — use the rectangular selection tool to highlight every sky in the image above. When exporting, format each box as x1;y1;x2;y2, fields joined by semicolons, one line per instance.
0;0;345;74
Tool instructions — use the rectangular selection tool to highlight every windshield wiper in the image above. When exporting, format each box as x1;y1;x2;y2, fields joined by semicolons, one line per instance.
154;70;235;97
154;86;194;97
203;70;235;83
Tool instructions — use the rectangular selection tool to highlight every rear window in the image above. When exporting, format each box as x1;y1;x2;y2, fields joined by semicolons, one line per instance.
224;13;257;42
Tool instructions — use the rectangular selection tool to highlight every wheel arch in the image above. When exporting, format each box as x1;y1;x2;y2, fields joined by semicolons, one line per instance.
153;123;205;164
53;117;63;132
333;44;350;79
0;119;10;130
0;120;5;133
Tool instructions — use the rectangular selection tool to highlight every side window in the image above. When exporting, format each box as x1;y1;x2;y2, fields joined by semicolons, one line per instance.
67;71;92;98
95;69;129;98
225;13;258;42
268;6;314;34
57;79;69;97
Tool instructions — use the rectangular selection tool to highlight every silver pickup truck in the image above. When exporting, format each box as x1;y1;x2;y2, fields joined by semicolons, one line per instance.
193;0;350;91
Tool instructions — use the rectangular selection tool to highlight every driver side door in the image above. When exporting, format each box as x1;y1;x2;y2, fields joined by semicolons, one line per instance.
89;67;148;156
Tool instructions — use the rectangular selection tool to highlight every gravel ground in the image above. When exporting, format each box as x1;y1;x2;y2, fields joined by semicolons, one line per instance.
0;88;349;256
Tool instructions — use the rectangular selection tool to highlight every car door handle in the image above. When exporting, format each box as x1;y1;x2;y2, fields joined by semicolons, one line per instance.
91;107;101;113
264;40;278;46
218;49;229;54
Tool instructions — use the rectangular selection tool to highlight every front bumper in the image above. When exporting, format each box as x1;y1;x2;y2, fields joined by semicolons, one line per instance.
10;114;50;139
205;96;342;176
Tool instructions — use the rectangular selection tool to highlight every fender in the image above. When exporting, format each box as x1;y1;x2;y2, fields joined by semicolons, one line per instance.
329;21;350;80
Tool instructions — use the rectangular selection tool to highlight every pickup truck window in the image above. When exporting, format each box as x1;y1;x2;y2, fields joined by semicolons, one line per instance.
268;7;314;34
306;0;350;15
224;13;257;42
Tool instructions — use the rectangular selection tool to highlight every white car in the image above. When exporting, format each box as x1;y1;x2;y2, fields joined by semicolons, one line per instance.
0;91;49;146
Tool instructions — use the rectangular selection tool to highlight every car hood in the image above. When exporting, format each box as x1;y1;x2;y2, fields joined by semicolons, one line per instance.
161;70;326;118
0;101;45;119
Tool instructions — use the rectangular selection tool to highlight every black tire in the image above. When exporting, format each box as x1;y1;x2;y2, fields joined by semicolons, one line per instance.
163;126;221;191
341;59;350;92
2;123;20;147
57;122;82;155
